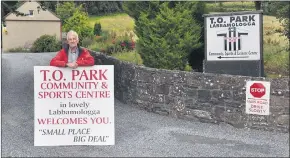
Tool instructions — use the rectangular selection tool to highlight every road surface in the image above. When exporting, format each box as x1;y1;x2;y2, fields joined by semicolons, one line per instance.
1;53;289;157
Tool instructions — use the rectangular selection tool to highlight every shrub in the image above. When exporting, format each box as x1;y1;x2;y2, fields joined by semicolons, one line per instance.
102;38;135;55
56;2;81;24
31;35;61;52
94;22;102;36
184;64;193;72
135;2;202;70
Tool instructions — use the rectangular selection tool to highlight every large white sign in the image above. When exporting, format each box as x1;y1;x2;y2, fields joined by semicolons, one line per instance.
34;66;114;146
246;81;270;115
206;13;261;61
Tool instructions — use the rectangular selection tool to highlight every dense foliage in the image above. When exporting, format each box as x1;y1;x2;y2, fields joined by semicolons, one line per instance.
57;2;93;45
124;1;206;71
31;35;61;52
263;1;289;39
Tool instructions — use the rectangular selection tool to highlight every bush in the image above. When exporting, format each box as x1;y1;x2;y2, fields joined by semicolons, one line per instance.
94;22;102;35
135;2;202;70
31;35;61;52
88;31;136;55
184;64;193;72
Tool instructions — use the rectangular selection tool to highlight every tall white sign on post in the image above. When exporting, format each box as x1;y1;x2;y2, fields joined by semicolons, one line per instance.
205;13;261;61
34;65;114;146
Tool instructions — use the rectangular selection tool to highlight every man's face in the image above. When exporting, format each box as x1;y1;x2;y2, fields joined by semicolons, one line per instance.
67;35;79;48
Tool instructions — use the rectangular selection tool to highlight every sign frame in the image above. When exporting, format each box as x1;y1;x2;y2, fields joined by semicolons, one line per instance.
203;10;264;77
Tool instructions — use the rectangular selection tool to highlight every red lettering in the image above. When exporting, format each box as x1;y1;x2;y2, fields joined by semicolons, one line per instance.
37;118;46;124
52;70;63;81
90;70;98;80
72;69;108;81
90;117;109;124
251;88;265;93
99;69;108;80
100;91;105;97
80;70;89;80
75;91;110;98
37;118;88;125
38;92;44;99
38;91;72;99
40;70;50;81
72;70;80;80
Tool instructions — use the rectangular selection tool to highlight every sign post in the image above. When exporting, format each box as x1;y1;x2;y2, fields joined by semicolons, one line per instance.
34;65;115;146
246;81;270;115
203;11;264;77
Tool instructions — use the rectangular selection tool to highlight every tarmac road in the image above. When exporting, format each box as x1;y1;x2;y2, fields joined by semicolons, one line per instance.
1;53;289;157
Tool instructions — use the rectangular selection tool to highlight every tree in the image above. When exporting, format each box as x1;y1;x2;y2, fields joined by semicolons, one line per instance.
254;1;262;10
55;2;84;25
135;2;202;70
75;1;123;15
263;1;290;39
124;1;207;71
62;10;93;45
94;23;102;36
186;1;208;72
276;3;290;39
123;1;161;21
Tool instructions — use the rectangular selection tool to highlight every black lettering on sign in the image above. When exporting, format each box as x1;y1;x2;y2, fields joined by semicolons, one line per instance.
217;17;223;23
236;16;241;22
210;18;215;24
249;15;255;21
230;17;235;23
242;16;248;22
230;15;255;23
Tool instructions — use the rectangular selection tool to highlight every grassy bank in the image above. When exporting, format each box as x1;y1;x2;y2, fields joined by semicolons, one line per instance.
88;13;135;39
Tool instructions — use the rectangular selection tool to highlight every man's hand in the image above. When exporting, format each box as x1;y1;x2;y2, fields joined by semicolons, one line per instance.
66;62;78;69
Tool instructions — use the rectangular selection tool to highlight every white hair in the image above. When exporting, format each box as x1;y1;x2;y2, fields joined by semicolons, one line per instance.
66;30;79;40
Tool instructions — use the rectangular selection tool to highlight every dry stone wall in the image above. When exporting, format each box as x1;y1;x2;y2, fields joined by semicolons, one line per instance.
90;50;289;133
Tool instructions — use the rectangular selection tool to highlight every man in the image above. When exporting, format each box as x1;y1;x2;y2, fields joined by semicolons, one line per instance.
50;30;94;68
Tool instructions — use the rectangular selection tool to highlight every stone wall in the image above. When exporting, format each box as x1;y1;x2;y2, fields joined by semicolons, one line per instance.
90;50;289;133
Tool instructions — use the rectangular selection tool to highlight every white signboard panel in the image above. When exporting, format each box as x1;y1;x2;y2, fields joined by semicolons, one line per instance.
246;81;270;115
34;65;114;146
206;13;261;61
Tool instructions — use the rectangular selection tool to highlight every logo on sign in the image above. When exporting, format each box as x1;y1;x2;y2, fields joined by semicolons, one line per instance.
217;27;248;51
250;83;265;98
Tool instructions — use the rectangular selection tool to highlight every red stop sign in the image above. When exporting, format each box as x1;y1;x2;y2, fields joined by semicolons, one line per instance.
250;83;266;98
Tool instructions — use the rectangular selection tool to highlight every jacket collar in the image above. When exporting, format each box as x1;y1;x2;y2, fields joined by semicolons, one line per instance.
64;44;83;57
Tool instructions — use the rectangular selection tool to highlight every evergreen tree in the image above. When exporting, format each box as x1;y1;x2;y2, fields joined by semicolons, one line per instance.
135;2;202;70
62;10;93;45
56;2;84;25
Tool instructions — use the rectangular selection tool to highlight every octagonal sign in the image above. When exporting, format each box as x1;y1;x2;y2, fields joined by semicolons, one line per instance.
250;83;265;98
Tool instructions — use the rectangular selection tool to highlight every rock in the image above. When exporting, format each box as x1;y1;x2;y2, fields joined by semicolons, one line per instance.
276;115;289;125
